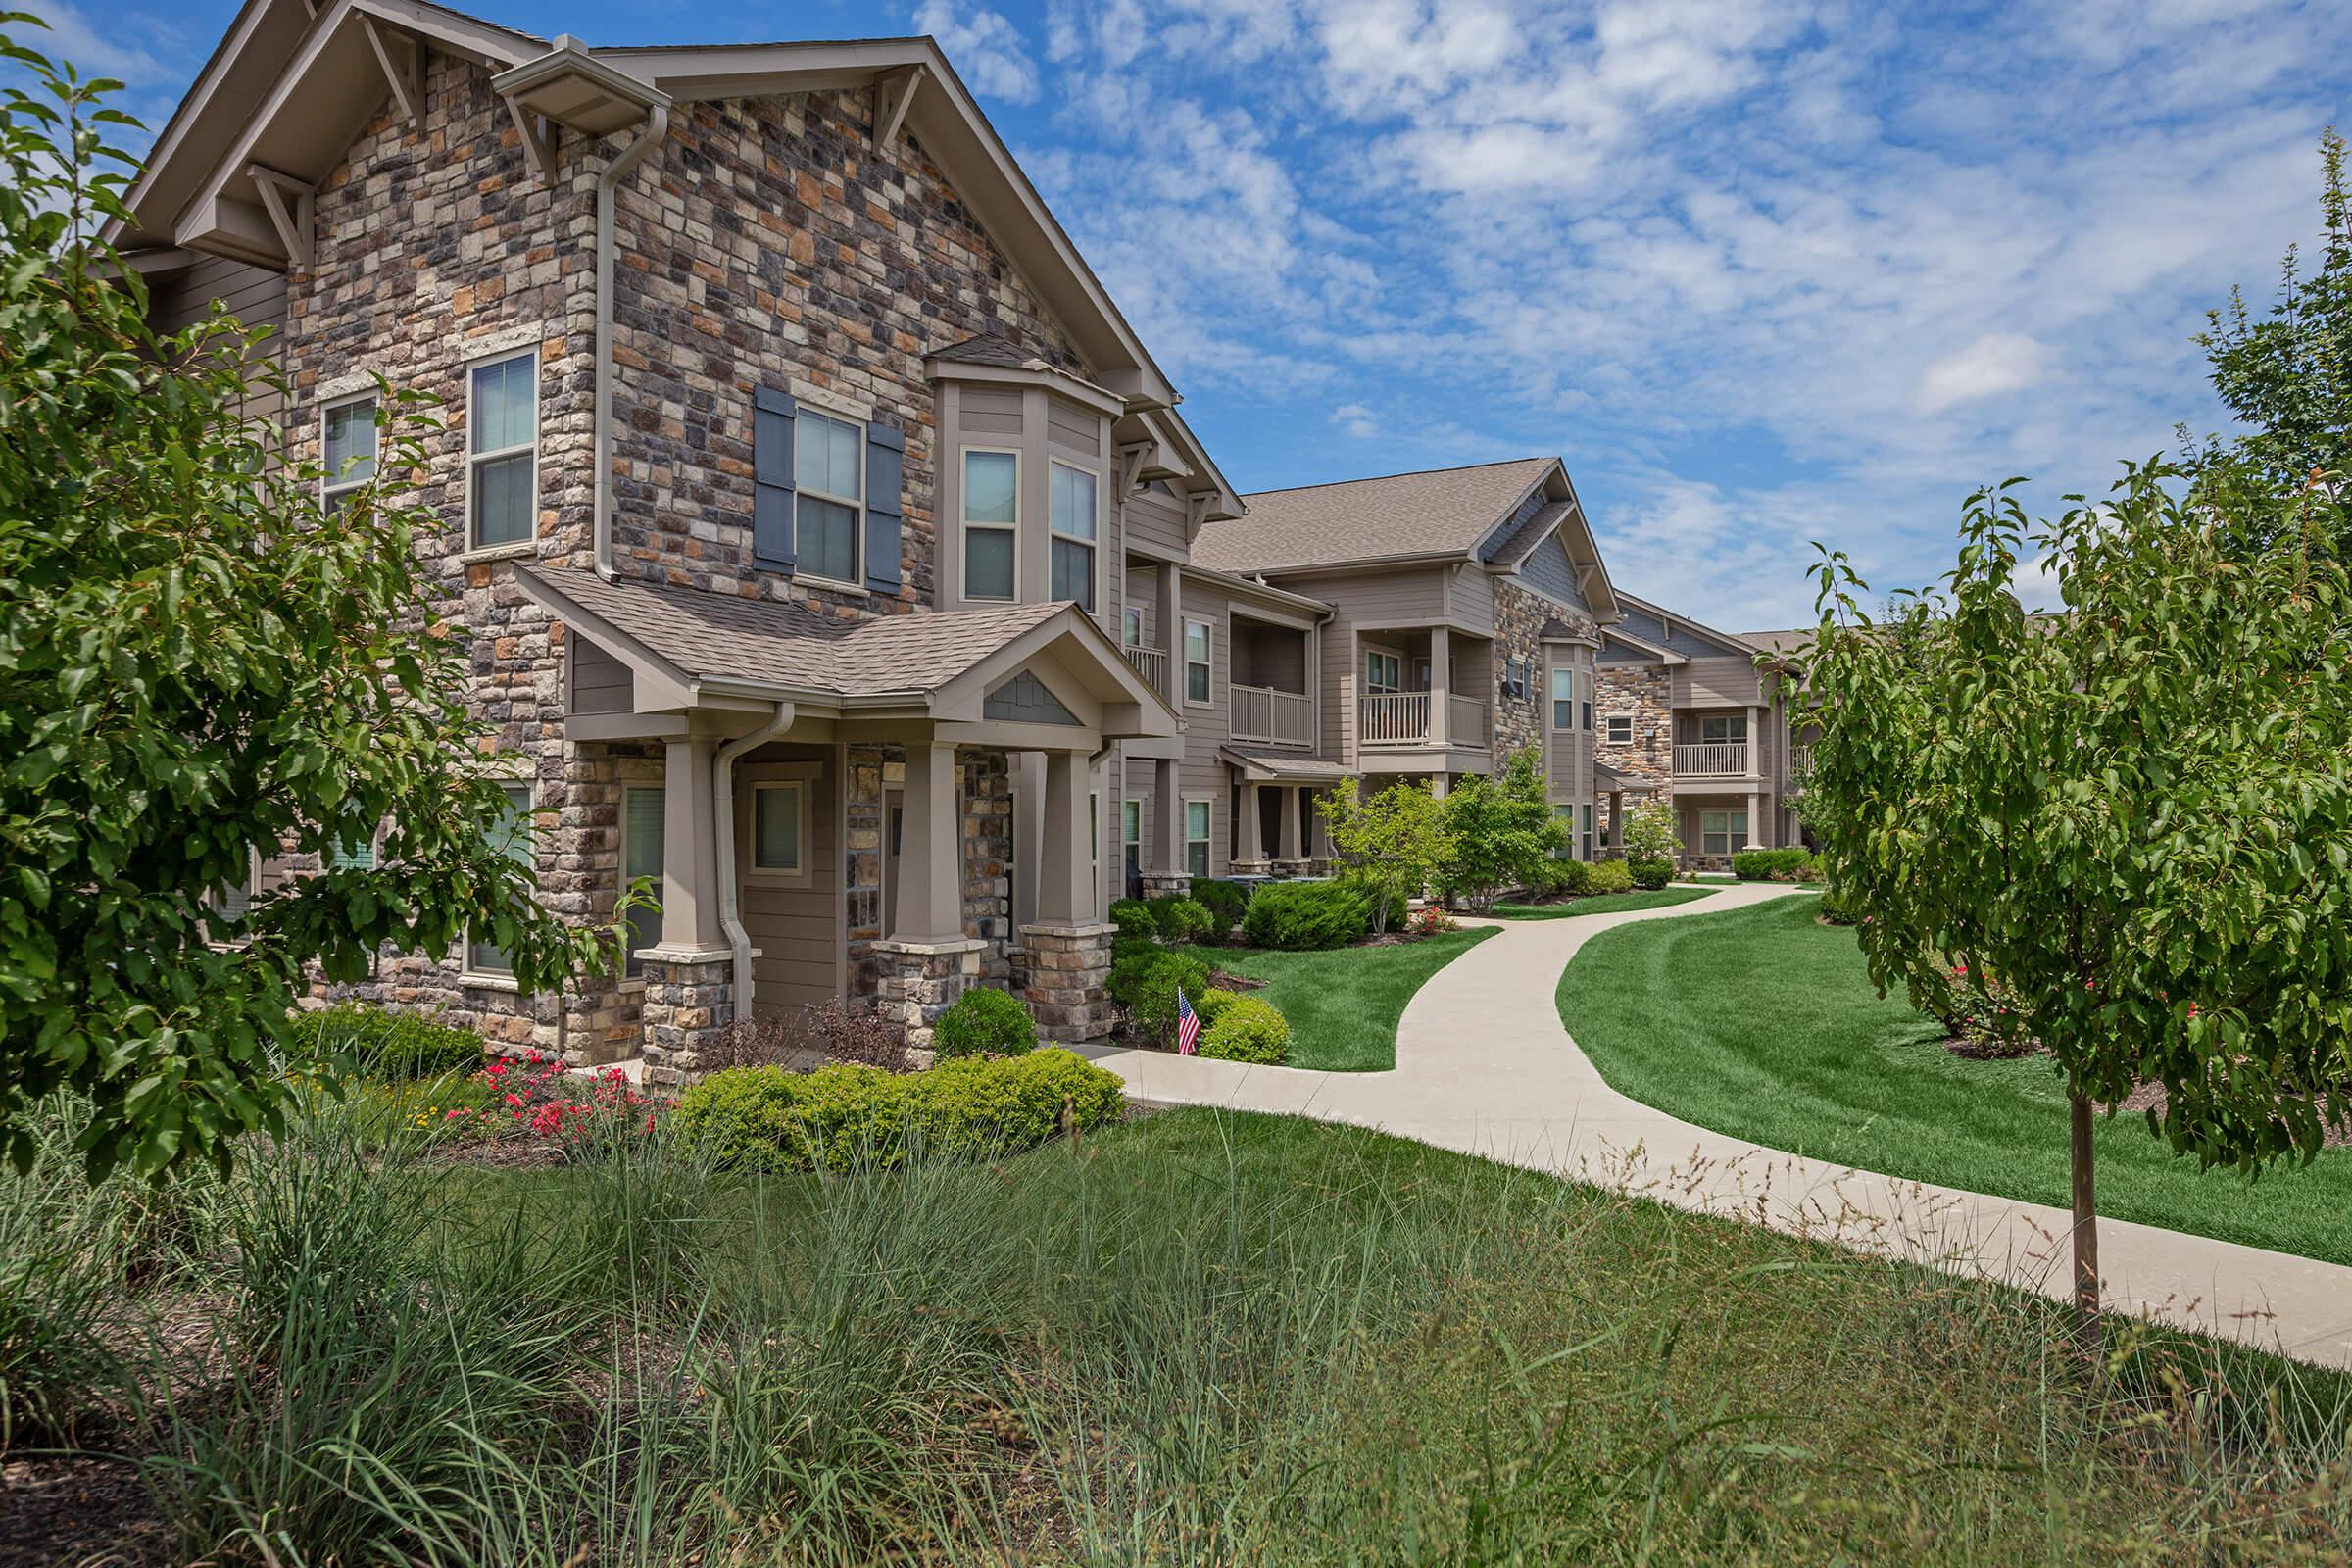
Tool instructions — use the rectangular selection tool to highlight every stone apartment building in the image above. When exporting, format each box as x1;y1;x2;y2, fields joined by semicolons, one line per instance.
118;1;1642;1075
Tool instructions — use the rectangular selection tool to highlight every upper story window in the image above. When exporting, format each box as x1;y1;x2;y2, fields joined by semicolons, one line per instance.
795;409;864;587
1184;618;1213;705
467;352;537;551
1604;713;1633;745
322;394;376;517
1365;649;1402;695
1049;462;1098;612
1123;606;1144;647
1700;713;1748;745
1549;666;1574;729
962;449;1018;601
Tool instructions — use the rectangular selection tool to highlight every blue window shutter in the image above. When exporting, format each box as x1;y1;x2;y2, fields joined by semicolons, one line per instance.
753;387;797;573
863;424;905;595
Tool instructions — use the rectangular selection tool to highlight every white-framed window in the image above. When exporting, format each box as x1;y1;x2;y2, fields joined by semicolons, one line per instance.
1581;672;1593;731
1185;798;1211;879
621;784;665;978
466;780;537;975
1549;666;1575;730
1700;713;1748;746
1552;803;1577;857
1184;617;1213;705
1604;712;1633;745
961;446;1018;601
795;407;864;587
1700;808;1748;857
319;809;379;872
1049;461;1098;612
750;781;808;880
1123;606;1145;647
1365;648;1403;694
321;392;377;516
1580;803;1594;860
466;350;537;550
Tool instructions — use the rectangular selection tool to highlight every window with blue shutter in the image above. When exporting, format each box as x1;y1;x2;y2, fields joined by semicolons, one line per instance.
864;424;905;595
753;387;797;573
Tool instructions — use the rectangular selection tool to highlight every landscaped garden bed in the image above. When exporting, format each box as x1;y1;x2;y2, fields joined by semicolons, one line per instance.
1555;897;2352;1264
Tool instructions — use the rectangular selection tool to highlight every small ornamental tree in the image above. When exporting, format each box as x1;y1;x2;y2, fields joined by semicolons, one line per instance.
1620;799;1680;878
0;29;633;1180
1439;749;1567;912
1318;776;1451;934
1797;464;2352;1337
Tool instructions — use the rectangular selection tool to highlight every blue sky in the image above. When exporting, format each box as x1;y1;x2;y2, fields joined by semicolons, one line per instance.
47;0;2352;628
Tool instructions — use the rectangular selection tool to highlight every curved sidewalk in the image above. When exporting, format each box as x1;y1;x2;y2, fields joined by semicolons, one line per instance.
1081;883;2352;1369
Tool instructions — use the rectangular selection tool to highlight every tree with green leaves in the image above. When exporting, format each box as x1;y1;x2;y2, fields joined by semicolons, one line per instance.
2187;128;2352;557
1619;798;1680;886
1796;464;2352;1337
1437;749;1567;913
0;22;630;1180
1317;776;1452;935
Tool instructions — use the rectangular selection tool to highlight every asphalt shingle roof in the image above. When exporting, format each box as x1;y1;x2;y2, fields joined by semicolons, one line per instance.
519;565;1065;698
1194;458;1556;576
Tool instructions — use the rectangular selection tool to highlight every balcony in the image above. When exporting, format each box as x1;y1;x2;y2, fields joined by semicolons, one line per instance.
1231;683;1314;748
1788;744;1812;791
1122;642;1168;700
1359;692;1492;749
1674;742;1749;777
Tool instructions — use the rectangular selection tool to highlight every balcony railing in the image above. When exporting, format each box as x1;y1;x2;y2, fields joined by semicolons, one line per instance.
1674;742;1749;777
1788;745;1812;790
1122;643;1168;699
1359;692;1493;748
1231;683;1314;748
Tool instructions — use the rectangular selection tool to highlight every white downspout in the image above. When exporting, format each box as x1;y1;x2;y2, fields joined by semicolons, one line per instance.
714;703;793;1020
593;103;668;581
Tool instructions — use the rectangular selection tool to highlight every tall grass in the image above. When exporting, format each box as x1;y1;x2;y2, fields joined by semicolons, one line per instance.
1;1089;2347;1564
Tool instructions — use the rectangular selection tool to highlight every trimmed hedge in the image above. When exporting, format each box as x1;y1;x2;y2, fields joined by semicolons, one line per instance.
1733;847;1818;882
1108;898;1157;942
673;1049;1125;1173
1192;878;1250;933
1192;988;1243;1029
1240;881;1370;951
930;985;1037;1059
1586;858;1636;894
1108;947;1214;1041
1146;896;1217;944
1200;995;1288;1064
291;1004;483;1082
1629;858;1675;891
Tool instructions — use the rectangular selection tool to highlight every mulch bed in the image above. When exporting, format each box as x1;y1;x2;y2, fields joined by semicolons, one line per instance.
0;1454;168;1568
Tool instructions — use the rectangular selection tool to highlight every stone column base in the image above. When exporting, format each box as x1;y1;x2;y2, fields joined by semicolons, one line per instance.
1228;858;1272;878
1139;870;1193;899
637;948;736;1087
1019;921;1116;1044
1270;858;1313;878
872;936;986;1049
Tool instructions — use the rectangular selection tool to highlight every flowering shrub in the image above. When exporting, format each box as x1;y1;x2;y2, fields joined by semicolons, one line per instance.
1405;905;1457;938
439;1051;671;1153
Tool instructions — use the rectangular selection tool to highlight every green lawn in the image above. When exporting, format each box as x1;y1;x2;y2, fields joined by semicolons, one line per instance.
1178;926;1495;1071
1493;887;1717;919
1557;897;2352;1265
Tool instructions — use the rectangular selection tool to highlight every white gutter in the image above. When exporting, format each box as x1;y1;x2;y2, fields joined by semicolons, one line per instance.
593;103;669;580
713;704;793;1018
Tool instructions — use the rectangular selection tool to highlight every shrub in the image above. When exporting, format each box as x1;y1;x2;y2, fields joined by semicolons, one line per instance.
1199;996;1289;1064
292;1004;483;1082
1733;847;1818;882
1191;988;1243;1029
673;1049;1124;1173
702;999;907;1073
1587;858;1635;895
1107;948;1214;1041
930;986;1037;1059
1629;858;1675;891
1108;898;1158;942
1437;751;1564;911
1147;896;1217;944
1406;905;1457;937
1818;885;1858;925
1545;858;1595;898
1192;878;1250;934
1241;881;1371;951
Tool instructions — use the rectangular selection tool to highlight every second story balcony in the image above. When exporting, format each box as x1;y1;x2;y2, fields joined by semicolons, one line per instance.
1122;641;1169;700
1360;691;1491;750
1673;742;1748;777
1232;683;1314;747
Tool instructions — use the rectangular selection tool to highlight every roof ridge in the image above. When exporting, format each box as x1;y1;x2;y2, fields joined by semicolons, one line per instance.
1237;456;1550;500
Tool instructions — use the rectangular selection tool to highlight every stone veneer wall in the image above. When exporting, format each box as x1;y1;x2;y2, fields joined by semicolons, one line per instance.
1597;662;1674;795
606;88;1090;611
1491;580;1556;761
843;745;1016;1001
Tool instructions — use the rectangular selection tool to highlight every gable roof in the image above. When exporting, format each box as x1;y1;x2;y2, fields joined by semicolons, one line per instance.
1614;590;1759;660
1195;459;1556;575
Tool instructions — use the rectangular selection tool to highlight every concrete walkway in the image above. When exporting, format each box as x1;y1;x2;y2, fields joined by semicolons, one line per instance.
1081;883;2352;1370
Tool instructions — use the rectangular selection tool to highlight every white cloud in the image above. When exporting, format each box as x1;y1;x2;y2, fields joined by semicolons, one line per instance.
1331;403;1380;438
1914;333;2049;416
914;1;1041;104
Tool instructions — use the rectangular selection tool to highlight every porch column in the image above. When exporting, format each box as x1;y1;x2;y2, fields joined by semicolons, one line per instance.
1746;790;1763;854
890;741;964;945
1153;757;1184;873
1430;773;1450;801
1277;784;1302;860
1034;748;1096;926
1608;789;1624;854
656;736;725;955
1241;781;1264;864
1428;624;1451;746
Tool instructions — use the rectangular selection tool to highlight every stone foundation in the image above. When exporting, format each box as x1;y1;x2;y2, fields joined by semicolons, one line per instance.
1018;922;1116;1044
638;951;735;1087
1139;871;1192;899
872;936;986;1048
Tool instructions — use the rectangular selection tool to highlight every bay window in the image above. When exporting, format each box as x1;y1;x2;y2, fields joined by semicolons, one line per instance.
962;448;1018;601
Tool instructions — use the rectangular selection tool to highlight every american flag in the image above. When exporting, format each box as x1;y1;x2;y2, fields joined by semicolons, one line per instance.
1175;987;1200;1055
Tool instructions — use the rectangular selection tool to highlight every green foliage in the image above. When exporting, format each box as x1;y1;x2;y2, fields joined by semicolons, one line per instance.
673;1050;1124;1172
1628;858;1675;890
1199;995;1289;1064
1587;858;1635;895
1621;799;1680;869
1318;776;1452;934
2186;129;2352;558
288;1004;483;1082
1437;750;1567;913
1733;848;1818;882
1191;988;1243;1029
1191;878;1250;934
1817;885;1857;925
1147;896;1217;944
928;986;1037;1060
0;35;634;1180
1240;881;1371;952
1545;858;1595;897
1108;948;1215;1041
1108;898;1157;943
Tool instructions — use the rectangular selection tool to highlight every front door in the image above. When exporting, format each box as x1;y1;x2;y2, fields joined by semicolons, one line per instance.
883;788;904;939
